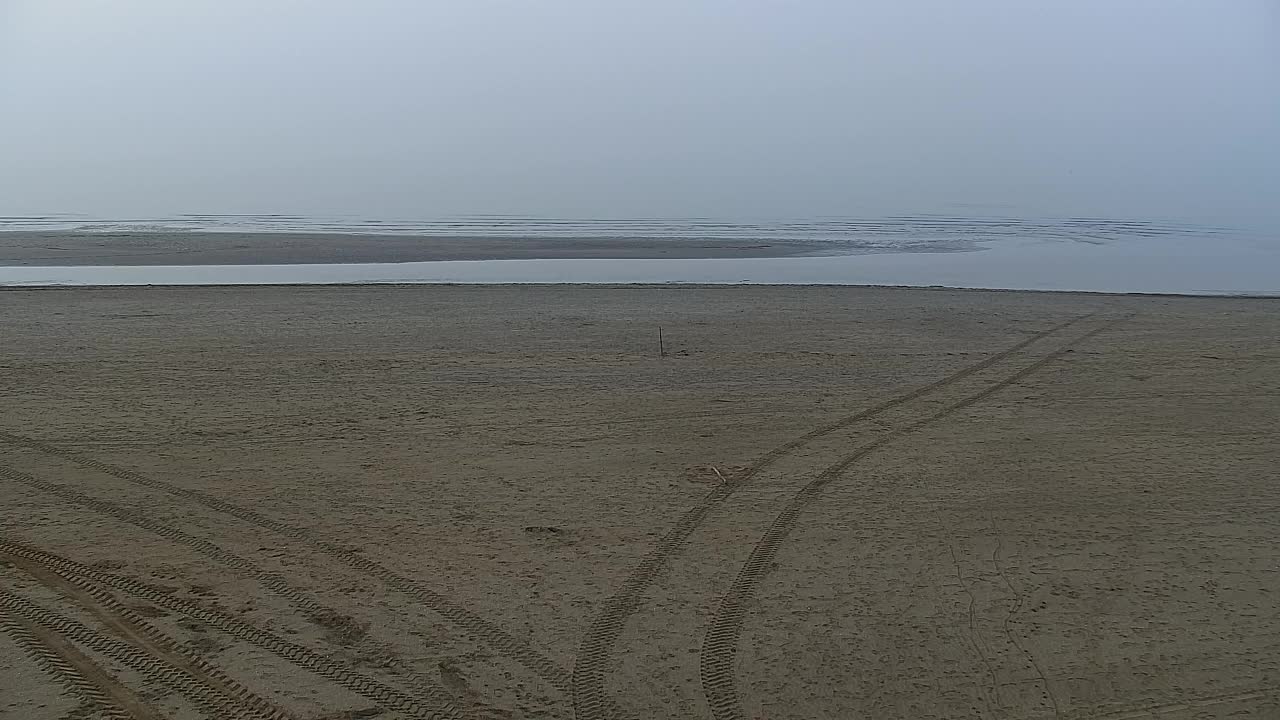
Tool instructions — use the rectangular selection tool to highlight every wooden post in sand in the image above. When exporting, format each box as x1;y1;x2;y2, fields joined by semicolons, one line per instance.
659;326;666;358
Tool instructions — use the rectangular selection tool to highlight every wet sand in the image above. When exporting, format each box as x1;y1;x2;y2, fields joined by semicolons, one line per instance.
0;231;837;265
2;285;1278;719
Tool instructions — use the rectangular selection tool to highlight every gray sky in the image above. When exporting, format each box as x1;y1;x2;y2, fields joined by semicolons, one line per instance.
2;0;1277;224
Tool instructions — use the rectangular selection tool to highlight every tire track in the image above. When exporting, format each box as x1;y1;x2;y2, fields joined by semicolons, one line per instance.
0;585;282;719
0;600;140;720
571;314;1093;720
0;464;463;718
0;429;579;702
0;537;458;720
3;547;291;720
698;320;1118;720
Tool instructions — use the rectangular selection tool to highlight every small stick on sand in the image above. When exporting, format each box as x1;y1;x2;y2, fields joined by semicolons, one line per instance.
711;466;728;485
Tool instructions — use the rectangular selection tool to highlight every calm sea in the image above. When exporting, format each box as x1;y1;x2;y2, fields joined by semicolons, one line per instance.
1;214;1273;294
0;213;1233;255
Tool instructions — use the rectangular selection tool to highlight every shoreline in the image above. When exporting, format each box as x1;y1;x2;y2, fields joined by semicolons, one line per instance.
3;281;1277;300
0;230;855;265
3;230;1275;296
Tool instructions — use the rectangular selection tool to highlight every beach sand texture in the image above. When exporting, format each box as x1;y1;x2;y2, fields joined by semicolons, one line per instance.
1;285;1277;719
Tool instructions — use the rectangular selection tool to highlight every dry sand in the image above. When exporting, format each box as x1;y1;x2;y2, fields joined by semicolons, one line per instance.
1;284;1277;720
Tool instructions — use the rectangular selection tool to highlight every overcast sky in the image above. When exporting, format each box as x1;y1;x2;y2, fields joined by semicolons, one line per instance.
2;1;1277;224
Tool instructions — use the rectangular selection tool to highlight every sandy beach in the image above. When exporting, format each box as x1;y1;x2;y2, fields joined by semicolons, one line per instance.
2;285;1278;719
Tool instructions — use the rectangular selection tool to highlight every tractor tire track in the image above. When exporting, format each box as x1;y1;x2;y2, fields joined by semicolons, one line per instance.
0;429;579;702
3;547;291;720
698;320;1119;720
571;314;1093;720
1;585;284;719
0;464;463;718
0;537;459;720
0;599;141;720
